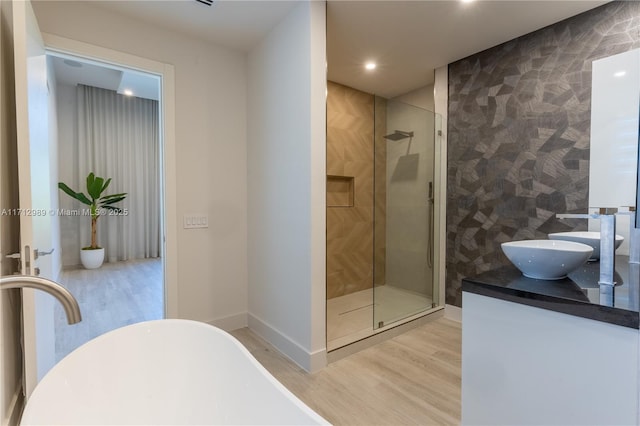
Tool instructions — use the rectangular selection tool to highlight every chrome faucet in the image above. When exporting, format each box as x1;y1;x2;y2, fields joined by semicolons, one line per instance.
0;275;82;324
556;208;619;286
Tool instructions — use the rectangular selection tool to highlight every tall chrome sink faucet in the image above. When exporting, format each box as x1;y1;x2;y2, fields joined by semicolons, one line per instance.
556;208;619;286
0;275;82;324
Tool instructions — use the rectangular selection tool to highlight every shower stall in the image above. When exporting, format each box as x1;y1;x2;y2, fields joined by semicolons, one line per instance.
326;81;442;350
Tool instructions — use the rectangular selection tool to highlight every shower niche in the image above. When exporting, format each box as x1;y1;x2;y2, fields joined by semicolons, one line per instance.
327;175;354;207
326;81;442;351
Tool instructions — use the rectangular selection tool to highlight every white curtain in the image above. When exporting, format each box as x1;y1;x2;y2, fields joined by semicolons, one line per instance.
74;84;160;262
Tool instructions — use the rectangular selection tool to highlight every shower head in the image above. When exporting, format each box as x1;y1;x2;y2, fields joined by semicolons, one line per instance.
384;130;414;141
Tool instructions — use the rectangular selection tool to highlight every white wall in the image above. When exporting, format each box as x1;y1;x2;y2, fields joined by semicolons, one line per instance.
393;84;435;112
247;1;326;372
32;1;248;327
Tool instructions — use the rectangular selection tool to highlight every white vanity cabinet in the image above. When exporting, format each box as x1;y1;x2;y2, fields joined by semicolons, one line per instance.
461;264;639;425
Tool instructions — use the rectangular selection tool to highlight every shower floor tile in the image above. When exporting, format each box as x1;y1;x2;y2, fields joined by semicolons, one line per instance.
327;285;431;351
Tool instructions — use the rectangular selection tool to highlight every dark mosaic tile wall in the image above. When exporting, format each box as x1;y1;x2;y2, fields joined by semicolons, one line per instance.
446;1;640;307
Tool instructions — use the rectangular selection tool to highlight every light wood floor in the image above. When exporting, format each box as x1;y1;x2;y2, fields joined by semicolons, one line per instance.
231;317;461;425
54;258;163;361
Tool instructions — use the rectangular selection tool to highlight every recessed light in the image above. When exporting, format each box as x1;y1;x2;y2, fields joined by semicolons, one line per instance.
365;62;377;71
614;71;627;78
123;89;134;96
461;0;475;3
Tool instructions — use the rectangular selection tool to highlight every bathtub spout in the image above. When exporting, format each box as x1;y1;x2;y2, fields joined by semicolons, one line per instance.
0;275;81;324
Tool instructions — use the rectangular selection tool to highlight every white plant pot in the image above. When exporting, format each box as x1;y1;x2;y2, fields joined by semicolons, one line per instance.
80;248;105;269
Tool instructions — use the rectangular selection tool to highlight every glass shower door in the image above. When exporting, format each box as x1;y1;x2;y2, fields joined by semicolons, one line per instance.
373;97;438;329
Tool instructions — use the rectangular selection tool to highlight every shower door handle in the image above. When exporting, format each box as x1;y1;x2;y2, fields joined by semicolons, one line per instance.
427;181;435;268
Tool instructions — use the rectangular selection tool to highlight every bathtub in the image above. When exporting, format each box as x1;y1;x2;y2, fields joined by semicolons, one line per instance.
21;319;329;425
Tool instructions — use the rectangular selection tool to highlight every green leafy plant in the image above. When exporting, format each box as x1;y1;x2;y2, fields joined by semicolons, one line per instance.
58;173;127;250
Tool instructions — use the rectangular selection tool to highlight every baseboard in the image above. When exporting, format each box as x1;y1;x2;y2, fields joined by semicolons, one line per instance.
445;303;462;323
2;385;24;426
206;312;248;331
248;313;326;373
61;263;82;271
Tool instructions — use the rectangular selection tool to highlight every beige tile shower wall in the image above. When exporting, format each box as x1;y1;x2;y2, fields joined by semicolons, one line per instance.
326;81;375;299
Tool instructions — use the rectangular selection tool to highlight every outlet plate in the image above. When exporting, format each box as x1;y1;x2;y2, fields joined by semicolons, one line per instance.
183;214;208;229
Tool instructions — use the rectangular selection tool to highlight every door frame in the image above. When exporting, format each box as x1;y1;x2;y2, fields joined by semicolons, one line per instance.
42;33;178;319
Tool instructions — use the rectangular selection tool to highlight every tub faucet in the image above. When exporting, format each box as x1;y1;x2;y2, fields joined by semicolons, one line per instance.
0;275;82;324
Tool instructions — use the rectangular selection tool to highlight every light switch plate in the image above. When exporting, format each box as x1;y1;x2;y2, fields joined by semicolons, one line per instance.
183;214;208;229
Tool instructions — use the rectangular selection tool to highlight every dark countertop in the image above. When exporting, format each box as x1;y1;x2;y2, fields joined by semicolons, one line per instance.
462;255;640;329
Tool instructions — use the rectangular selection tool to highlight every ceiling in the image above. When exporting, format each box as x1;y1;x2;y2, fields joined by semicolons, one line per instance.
92;0;299;52
327;1;609;98
50;55;161;101
77;0;609;99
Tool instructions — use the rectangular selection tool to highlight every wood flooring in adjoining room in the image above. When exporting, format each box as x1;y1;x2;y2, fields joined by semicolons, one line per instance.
232;317;462;425
54;258;163;362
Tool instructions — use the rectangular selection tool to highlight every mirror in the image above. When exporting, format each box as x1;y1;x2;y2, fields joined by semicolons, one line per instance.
588;48;640;254
637;132;640;229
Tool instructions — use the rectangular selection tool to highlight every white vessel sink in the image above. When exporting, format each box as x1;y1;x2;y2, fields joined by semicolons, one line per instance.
548;231;624;261
501;240;593;280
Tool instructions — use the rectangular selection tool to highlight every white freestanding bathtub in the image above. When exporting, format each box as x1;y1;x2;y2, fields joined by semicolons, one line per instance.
21;319;329;425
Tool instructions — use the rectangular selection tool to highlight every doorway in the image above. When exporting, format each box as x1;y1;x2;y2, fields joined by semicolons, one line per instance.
13;0;177;396
46;52;166;361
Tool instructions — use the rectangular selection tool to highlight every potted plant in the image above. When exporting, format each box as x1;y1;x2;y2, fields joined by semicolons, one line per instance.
58;173;127;269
